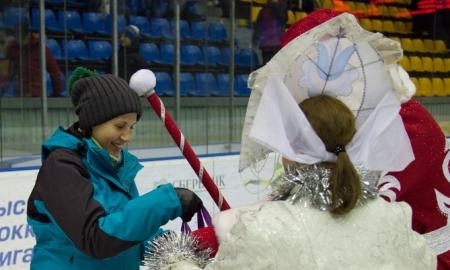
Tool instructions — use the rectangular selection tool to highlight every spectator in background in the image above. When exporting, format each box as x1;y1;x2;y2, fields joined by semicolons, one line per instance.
4;23;63;97
108;25;149;81
253;0;288;64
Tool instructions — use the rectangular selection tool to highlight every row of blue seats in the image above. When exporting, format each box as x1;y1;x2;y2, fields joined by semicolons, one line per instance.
140;43;261;68
3;6;228;42
45;38;262;68
154;72;251;97
1;71;251;98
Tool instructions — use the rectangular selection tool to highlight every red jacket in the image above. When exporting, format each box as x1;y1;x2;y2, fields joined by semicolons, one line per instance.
6;33;62;97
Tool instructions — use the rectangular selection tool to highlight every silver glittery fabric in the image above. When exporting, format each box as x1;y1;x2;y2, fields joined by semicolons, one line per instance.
269;164;379;211
142;233;212;270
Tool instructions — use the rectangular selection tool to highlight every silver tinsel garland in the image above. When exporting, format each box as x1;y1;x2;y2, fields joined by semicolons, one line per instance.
269;164;379;210
142;232;212;270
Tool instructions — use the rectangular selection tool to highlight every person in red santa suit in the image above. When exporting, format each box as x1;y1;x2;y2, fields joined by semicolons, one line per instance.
276;8;450;270
141;9;438;270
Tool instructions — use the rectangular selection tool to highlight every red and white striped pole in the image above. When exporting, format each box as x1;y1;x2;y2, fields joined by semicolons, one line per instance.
129;69;231;211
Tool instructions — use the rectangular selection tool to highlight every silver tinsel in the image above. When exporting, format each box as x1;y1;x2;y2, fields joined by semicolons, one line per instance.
142;232;212;269
269;164;379;211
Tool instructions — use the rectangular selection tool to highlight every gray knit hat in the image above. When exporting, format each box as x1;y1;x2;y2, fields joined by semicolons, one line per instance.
69;67;142;130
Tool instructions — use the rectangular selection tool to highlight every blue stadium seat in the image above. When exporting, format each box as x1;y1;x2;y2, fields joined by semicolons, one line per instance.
150;18;174;39
236;48;261;68
158;43;175;65
190;21;208;41
61;40;89;60
201;46;222;66
2;80;17;97
218;47;239;67
179;72;196;96
128;16;152;38
218;47;230;66
181;44;203;66
45;71;66;97
46;0;65;3
174;19;192;40
154;72;174;97
127;0;145;16
46;72;53;97
3;7;28;28
214;73;231;97
67;0;87;7
40;9;63;33
58;72;68;97
207;22;227;42
195;72;217;97
234;74;251;97
57;10;85;34
30;8;40;31
139;43;161;64
46;39;63;60
82;12;106;35
98;14;127;35
86;40;112;61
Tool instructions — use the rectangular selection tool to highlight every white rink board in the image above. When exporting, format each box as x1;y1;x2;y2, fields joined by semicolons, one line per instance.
0;153;280;269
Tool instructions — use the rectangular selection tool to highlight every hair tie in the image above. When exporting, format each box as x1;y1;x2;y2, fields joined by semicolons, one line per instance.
332;145;346;155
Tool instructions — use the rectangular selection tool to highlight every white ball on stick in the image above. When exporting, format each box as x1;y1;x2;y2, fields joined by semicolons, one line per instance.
129;69;156;96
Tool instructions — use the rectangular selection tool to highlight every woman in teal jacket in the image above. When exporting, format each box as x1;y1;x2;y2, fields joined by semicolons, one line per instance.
26;67;203;269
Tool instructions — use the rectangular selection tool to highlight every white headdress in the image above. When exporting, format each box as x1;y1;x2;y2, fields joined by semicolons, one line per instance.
239;11;415;172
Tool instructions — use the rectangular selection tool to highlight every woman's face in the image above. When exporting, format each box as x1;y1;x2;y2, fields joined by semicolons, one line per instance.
91;113;138;157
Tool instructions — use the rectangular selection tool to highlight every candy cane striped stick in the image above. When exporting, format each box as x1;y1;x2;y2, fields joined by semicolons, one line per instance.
129;69;231;211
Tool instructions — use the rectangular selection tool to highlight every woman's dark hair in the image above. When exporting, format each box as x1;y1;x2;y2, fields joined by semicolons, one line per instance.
300;95;360;215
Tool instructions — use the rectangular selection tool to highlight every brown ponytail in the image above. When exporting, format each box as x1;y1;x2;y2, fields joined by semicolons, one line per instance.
300;95;360;215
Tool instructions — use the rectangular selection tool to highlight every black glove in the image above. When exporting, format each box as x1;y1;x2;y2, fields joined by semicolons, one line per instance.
175;187;203;222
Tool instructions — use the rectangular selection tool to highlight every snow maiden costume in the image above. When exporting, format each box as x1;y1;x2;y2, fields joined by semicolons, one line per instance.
142;10;437;269
279;9;450;269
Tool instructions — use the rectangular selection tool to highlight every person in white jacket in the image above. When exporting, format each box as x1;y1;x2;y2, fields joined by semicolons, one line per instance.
142;9;437;270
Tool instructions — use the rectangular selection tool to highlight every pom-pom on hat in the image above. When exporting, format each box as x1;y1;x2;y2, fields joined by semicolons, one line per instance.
69;67;142;130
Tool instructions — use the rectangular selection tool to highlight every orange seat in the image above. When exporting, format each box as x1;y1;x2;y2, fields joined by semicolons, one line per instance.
445;58;450;72
435;40;448;53
382;20;396;33
394;21;407;34
432;78;446;96
287;10;296;25
423;39;435;52
295;11;308;21
444;78;450;95
433;57;446;73
418;77;433;96
398;56;411;71
409;56;423;72
412;39;426;53
359;18;372;31
400;38;414;52
421;56;433;72
371;19;383;32
250;6;262;23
